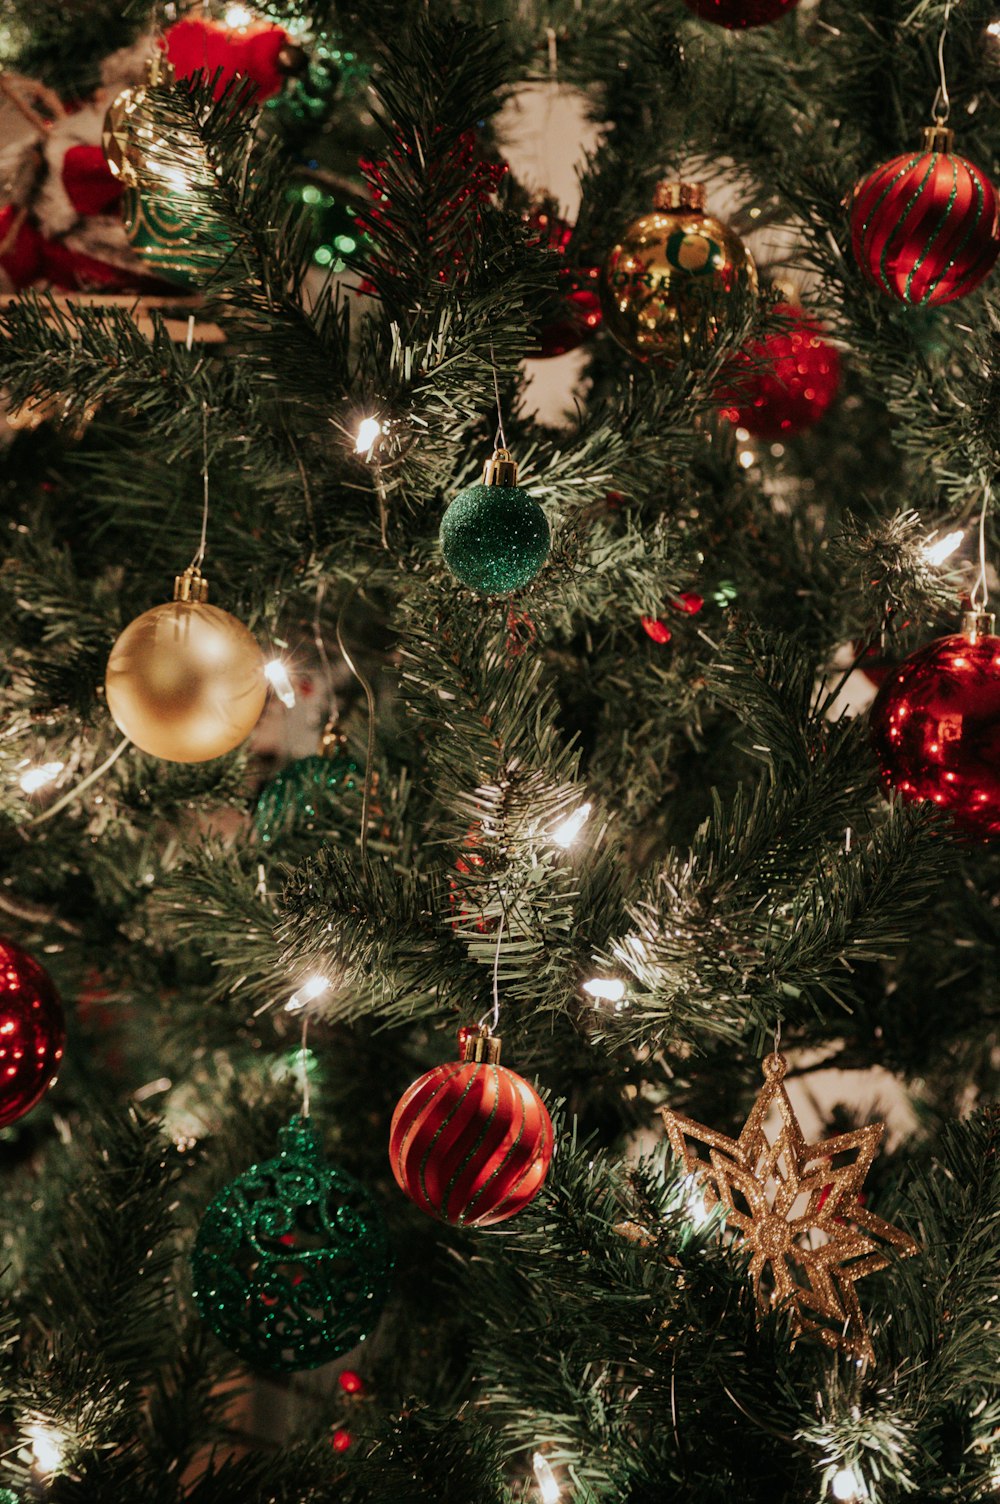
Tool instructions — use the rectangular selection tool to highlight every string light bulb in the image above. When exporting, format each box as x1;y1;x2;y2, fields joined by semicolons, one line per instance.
355;417;384;457
26;1420;64;1477
922;528;963;565
285;975;331;1013
264;659;296;708
831;1465;864;1502
532;1452;561;1503
550;801;592;849
582;976;626;1003
18;761;64;794
224;3;255;26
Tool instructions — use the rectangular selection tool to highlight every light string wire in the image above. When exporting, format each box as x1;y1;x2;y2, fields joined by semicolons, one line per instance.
489;337;507;452
335;571;378;879
28;738;130;828
932;0;954;124
190;398;210;573
970;480;991;610
300;1016;311;1118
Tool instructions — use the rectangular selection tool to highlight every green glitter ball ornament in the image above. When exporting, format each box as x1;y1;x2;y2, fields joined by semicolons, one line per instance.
254;752;359;846
440;448;550;594
191;1116;391;1372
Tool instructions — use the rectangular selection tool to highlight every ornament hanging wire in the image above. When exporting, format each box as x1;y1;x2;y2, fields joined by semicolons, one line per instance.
189;398;211;574
970;481;991;611
300;1016;311;1118
932;0;954;124
477;910;505;1035
489;337;507;452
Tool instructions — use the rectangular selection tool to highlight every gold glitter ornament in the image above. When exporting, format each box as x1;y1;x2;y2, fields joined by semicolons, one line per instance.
105;566;267;763
102;52;176;187
600;180;757;362
661;1053;918;1362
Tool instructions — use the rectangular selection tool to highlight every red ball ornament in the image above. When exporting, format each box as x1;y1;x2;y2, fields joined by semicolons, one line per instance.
718;304;840;439
389;1028;553;1227
682;0;801;27
0;938;65;1127
869;610;1000;837
850;126;1000;306
525;207;602;358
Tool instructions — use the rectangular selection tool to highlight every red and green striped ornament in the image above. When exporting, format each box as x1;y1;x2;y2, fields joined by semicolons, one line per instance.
849;124;1000;306
389;1026;553;1228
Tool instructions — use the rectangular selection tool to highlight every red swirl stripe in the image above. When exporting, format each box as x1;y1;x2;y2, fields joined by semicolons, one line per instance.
389;1061;553;1227
850;149;1000;306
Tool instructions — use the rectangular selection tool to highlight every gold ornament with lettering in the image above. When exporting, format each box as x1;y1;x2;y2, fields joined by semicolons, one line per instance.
599;180;757;362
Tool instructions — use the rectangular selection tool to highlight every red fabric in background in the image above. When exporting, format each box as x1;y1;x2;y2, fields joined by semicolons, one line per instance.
162;16;289;101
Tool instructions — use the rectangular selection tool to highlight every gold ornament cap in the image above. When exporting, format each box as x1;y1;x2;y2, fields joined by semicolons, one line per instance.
961;607;996;642
652;180;707;212
174;566;209;604
481;448;518;487
144;51;176;88
459;1025;502;1065
922;121;955;152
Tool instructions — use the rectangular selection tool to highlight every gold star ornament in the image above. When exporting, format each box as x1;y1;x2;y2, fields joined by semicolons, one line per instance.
661;1053;919;1362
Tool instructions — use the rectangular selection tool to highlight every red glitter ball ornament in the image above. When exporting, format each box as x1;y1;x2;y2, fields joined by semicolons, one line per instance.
869;613;1000;837
524;207;602;357
682;0;801;27
718;304;840;439
850;127;1000;306
389;1028;553;1227
0;937;65;1128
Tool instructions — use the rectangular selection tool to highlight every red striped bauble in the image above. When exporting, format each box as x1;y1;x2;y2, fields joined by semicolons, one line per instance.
850;127;1000;306
389;1030;553;1228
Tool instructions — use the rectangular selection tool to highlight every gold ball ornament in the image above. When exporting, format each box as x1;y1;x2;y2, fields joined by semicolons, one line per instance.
599;181;757;362
105;569;267;763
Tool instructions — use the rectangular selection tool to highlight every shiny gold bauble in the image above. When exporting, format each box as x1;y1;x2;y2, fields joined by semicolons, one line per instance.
105;574;266;763
600;181;757;362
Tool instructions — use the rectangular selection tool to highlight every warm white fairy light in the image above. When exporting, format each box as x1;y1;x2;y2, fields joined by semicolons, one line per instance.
224;3;255;27
681;1172;713;1228
582;976;626;1004
285;975;331;1013
27;1420;64;1476
922;529;964;566
264;659;296;708
355;416;384;457
831;1465;864;1501
550;801;592;849
18;761;64;794
532;1452;561;1503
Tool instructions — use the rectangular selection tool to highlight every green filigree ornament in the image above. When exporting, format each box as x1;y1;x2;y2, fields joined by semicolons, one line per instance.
191;1116;391;1372
253;752;359;846
122;187;231;289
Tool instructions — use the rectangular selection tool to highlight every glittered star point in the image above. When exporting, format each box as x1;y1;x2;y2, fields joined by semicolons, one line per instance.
661;1053;919;1362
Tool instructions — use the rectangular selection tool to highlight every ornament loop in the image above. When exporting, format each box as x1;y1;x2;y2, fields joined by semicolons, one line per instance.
459;1024;502;1065
762;1051;787;1081
921;122;955;153
173;565;209;603
652;180;706;213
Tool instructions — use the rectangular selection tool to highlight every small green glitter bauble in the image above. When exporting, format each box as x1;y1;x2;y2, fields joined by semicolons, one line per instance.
191;1116;391;1372
253;754;359;846
439;483;550;594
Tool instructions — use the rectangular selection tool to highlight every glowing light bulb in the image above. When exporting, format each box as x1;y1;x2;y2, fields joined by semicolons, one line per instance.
582;976;626;1004
224;3;255;26
355;416;383;456
681;1173;713;1228
738;448;755;469
532;1452;561;1503
264;659;296;708
18;761;64;794
27;1421;64;1476
922;529;963;565
831;1466;864;1501
286;975;331;1013
550;801;592;849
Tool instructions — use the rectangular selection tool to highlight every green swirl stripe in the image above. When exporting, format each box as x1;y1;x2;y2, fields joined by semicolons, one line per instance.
443;1065;504;1223
463;1076;530;1222
877;153;937;297
937;164;991;299
904;154;958;304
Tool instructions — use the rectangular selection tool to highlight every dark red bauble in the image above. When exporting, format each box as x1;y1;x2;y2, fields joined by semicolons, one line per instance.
389;1034;553;1227
682;0;800;28
0;938;65;1127
850;134;1000;306
718;305;840;438
525;207;602;358
869;626;1000;837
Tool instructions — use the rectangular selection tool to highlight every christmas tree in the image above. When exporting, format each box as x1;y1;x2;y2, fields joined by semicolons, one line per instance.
0;0;999;1499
